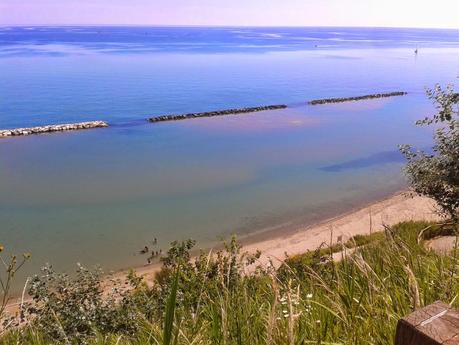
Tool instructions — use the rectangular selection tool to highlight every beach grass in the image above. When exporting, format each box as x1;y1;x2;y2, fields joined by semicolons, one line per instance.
1;221;458;344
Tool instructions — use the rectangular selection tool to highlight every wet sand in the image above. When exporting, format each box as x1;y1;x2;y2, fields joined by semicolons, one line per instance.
4;191;441;314
244;191;441;268
111;191;441;283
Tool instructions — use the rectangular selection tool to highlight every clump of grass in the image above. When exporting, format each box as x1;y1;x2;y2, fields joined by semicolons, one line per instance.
0;245;30;334
1;221;458;345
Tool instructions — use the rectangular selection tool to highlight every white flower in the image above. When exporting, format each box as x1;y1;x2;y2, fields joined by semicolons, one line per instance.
306;293;313;299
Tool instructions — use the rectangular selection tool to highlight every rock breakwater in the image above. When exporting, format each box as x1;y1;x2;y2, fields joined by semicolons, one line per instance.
148;104;288;123
308;92;407;105
0;121;108;138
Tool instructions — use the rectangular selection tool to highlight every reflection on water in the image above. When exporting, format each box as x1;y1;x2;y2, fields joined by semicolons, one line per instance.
2;28;459;129
0;96;435;286
320;150;405;172
1;26;459;289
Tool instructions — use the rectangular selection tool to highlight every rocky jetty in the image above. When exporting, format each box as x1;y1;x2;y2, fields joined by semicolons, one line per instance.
0;121;109;138
308;92;407;105
148;104;288;123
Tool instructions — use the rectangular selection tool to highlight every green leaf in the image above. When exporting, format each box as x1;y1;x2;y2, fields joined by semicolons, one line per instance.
163;265;180;345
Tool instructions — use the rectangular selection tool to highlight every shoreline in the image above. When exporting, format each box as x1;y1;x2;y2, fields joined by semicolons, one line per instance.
108;190;441;284
5;190;440;311
243;191;440;268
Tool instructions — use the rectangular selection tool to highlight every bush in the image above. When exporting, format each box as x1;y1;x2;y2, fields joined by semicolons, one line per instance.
23;264;141;343
1;221;457;345
400;82;459;221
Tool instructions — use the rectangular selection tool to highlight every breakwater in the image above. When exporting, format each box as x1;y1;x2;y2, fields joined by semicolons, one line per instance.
0;121;108;138
308;92;407;105
148;104;288;123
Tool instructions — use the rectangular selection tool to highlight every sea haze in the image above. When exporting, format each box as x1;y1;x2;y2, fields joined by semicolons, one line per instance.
0;26;459;286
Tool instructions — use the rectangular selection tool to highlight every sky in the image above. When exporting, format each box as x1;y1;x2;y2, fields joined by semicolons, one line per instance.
1;0;459;29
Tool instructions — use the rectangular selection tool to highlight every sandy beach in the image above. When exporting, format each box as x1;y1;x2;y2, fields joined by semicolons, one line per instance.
112;191;441;283
244;191;441;268
4;191;441;314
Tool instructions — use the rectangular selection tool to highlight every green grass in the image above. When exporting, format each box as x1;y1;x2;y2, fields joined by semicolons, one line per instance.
1;221;458;345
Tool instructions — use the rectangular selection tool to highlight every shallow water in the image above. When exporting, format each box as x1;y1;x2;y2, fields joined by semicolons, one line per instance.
1;27;459;286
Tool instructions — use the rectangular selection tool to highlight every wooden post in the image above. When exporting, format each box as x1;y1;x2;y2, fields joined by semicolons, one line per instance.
395;301;459;344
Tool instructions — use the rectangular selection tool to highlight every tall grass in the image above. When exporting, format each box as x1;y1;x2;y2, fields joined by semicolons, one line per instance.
1;221;458;344
163;266;180;345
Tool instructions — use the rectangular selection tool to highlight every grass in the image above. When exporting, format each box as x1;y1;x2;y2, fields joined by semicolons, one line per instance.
1;221;458;345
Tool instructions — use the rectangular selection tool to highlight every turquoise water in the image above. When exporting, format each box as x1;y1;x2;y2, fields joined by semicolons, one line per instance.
1;27;459;284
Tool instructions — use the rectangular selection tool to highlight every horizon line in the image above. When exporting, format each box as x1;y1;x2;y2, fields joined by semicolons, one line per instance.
2;23;459;30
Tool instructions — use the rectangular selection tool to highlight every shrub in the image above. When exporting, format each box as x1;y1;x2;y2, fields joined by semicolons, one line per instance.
1;222;458;344
400;82;459;222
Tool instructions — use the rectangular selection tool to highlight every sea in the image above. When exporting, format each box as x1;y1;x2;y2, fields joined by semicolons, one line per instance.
1;26;459;286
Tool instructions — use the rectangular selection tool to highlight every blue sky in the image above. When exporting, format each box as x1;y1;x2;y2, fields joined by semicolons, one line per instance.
1;0;459;28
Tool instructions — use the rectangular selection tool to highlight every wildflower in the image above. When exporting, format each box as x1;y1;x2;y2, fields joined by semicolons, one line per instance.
306;293;313;299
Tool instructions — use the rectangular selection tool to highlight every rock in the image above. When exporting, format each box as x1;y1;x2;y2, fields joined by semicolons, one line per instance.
148;104;288;123
308;92;408;105
0;121;109;138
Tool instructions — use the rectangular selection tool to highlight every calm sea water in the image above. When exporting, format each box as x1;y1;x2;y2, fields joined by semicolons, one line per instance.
1;27;459;285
